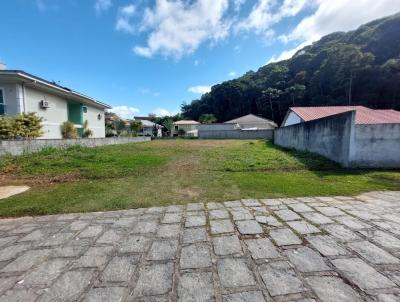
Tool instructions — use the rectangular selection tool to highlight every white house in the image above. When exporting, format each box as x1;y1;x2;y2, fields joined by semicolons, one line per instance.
172;120;200;137
225;114;277;129
134;116;163;137
0;69;111;139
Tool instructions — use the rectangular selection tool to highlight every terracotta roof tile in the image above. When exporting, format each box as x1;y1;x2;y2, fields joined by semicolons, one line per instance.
290;106;400;125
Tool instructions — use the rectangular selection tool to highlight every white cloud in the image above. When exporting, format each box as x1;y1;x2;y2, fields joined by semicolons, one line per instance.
273;0;400;62
194;60;200;66
133;0;230;58
188;85;212;94
95;0;112;13
228;71;237;77
234;0;246;12
152;108;178;116
115;4;136;34
109;106;139;119
236;0;307;38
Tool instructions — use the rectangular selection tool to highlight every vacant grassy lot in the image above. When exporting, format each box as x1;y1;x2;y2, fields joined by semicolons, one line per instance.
1;139;400;217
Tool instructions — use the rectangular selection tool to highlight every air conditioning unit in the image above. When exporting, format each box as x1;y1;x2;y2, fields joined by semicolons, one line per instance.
40;100;50;109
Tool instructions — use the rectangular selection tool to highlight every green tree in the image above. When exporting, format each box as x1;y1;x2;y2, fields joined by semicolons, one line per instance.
262;88;282;121
129;120;143;136
285;84;306;106
199;114;217;124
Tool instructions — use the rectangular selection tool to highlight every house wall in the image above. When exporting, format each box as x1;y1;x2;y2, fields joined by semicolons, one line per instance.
351;124;400;168
173;124;199;136
236;122;275;129
274;111;355;167
282;111;301;127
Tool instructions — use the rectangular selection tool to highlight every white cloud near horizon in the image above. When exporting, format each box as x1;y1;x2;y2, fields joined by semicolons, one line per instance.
133;0;230;58
109;106;140;119
115;4;136;34
95;0;112;13
188;85;212;94
152;108;179;116
270;0;400;62
228;71;237;77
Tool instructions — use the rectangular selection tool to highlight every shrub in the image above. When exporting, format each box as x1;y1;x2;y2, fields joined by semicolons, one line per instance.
82;120;93;138
61;121;78;139
0;112;43;139
130;120;143;137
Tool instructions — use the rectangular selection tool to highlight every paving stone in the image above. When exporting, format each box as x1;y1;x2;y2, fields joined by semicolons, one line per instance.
133;263;174;297
332;258;396;290
245;238;280;259
274;209;301;221
187;203;205;211
209;209;229;220
252;206;269;214
177;272;214;302
132;220;158;234
236;220;263;235
18;230;46;242
222;291;265;302
347;241;400;264
302;212;334;224
112;217;137;228
224;200;242;208
73;254;108;269
270;228;302;246
258;261;305;296
1;249;51;272
38;270;94;302
207;202;224;209
359;229;400;250
96;229;121;245
284;246;330;272
213;235;243;256
256;215;282;227
166;205;184;212
182;227;207;243
377;294;400;302
0;288;38;302
79;225;103;238
186;216;207;227
383;270;400;286
307;235;348;256
147;240;178;260
51;242;89;258
157;224;181;238
22;258;70;286
347;210;381;220
287;220;320;235
217;258;256;288
289;203;314;213
0;244;30;262
322;224;360;242
210;220;234;234
162;212;182;224
119;235;151;253
187;211;205;216
180;243;212;269
101;255;139;282
83;287;127;302
230;208;253;220
306;276;362;302
334;216;371;230
242;199;261;207
0;276;18;296
261;199;282;206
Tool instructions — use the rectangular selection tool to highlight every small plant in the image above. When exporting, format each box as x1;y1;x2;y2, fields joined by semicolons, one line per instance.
0;112;43;139
82;120;93;138
61;121;78;139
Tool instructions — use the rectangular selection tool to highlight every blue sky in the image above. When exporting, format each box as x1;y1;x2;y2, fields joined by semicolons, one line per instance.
1;0;398;118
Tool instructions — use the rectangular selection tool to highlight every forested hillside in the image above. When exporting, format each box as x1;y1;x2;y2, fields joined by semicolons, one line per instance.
182;13;400;125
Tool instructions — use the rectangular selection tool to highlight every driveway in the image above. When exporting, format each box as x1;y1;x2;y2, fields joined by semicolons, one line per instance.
0;191;399;301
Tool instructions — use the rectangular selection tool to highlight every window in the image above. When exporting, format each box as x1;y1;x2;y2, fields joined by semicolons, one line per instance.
0;89;4;115
82;106;88;113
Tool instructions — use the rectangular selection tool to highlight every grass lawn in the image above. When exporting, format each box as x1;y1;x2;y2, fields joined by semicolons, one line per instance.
0;139;399;217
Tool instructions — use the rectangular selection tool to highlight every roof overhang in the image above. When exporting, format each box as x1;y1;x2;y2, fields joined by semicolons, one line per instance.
0;70;111;109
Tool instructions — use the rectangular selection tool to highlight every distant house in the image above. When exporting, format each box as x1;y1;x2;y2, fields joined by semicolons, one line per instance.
275;106;400;168
172;120;200;137
0;69;111;138
225;114;277;129
134;116;162;137
281;106;400;127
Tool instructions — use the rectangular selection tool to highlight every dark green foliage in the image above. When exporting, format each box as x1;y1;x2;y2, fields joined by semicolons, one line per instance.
0;112;43;139
182;13;400;125
199;114;217;124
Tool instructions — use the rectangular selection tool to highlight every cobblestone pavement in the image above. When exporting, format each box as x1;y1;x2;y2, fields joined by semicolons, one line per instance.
1;191;400;301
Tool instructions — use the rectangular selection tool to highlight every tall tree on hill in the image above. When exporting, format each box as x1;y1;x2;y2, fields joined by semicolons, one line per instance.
262;88;282;122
